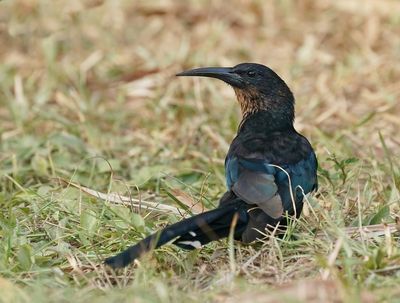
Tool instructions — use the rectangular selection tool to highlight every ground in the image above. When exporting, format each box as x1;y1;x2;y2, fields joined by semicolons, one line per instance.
0;0;400;302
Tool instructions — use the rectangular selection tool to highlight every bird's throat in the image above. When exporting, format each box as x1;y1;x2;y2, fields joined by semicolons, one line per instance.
234;87;295;131
234;87;267;118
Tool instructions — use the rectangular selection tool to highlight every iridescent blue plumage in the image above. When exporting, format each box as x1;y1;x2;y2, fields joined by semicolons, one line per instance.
225;151;317;213
221;109;318;242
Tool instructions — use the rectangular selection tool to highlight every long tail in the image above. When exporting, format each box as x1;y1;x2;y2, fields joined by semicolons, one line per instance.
104;200;249;269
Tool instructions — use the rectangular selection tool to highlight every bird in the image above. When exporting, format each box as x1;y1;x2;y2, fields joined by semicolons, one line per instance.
104;63;318;269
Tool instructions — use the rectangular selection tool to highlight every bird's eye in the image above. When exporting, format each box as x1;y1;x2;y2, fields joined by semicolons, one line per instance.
247;70;256;77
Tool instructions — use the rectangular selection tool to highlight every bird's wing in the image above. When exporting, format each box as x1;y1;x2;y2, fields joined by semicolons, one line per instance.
226;156;283;218
225;151;317;219
232;169;283;218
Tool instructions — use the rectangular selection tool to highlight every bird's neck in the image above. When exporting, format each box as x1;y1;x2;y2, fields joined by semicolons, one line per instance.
238;109;295;134
233;88;295;131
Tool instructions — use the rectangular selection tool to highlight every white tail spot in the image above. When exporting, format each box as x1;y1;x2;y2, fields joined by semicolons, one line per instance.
178;240;202;249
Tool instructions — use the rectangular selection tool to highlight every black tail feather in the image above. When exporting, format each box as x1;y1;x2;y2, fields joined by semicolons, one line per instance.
173;206;248;249
104;200;248;269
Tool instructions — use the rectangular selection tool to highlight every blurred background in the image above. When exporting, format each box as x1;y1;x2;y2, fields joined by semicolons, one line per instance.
0;0;399;302
1;0;399;161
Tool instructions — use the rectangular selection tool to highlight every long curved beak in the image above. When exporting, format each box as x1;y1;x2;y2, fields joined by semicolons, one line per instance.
176;67;244;87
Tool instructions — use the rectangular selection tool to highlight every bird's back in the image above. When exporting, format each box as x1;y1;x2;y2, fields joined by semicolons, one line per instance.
222;111;318;241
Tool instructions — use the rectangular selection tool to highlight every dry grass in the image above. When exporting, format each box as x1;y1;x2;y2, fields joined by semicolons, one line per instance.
0;0;399;302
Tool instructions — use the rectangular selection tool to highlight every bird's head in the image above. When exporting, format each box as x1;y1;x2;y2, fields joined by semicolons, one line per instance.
177;63;295;124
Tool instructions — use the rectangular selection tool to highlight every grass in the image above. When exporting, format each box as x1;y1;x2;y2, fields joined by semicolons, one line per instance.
1;0;400;302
